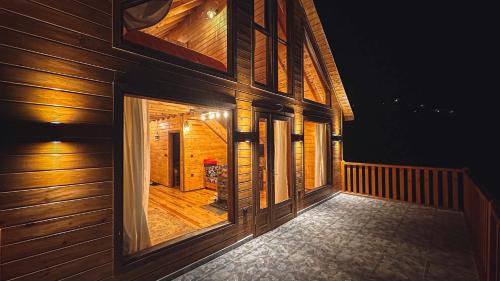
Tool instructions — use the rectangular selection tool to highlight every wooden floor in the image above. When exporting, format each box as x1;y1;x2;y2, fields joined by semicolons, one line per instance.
148;186;228;245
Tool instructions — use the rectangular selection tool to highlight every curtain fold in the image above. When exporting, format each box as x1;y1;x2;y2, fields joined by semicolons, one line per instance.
314;123;327;187
123;96;151;255
274;120;289;204
124;0;173;31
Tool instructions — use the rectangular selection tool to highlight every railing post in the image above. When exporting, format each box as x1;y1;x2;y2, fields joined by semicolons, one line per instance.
341;161;345;192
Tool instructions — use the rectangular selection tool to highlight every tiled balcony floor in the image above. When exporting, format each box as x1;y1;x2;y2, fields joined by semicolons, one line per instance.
174;193;479;281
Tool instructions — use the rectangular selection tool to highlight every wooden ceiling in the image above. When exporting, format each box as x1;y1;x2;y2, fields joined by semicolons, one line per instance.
142;0;206;38
148;100;194;120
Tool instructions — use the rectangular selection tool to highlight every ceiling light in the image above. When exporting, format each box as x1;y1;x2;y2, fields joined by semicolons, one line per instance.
207;9;217;19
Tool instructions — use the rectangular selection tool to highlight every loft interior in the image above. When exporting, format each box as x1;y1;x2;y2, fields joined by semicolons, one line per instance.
0;0;354;280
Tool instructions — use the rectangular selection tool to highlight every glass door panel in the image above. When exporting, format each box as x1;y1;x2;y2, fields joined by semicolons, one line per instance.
273;119;290;204
258;118;269;209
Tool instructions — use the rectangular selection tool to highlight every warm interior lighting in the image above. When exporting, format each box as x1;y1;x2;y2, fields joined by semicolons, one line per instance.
216;112;221;119
223;111;229;118
52;141;61;144
206;9;217;19
50;121;62;124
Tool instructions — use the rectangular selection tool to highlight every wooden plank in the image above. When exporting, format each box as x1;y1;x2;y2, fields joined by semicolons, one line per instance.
0;236;111;280
74;0;111;15
31;0;111;27
1;209;112;245
0;64;112;98
364;166;369;195
0;140;113;155
377;167;383;197
0;83;113;112
415;169;421;205
370;167;376;197
407;169;413;203
0;181;112;209
0;222;111;263
0;167;112;192
0;195;111;227
384;167;389;199
442;170;449;209
452;171;459;210
353;166;357;193
399;168;405;201
62;262;112;281
1;0;111;42
340;161;345;191
0;153;111;173
346;165;351;192
11;249;112;281
359;166;363;194
424;169;430;206
0;45;114;83
391;168;397;200
433;170;439;208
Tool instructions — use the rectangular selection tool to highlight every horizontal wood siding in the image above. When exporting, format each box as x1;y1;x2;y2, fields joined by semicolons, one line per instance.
0;0;345;279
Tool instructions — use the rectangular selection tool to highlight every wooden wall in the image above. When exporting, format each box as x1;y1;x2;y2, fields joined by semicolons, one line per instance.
0;0;345;279
183;119;228;191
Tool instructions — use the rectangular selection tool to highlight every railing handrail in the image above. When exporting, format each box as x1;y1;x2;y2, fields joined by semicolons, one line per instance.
343;160;463;173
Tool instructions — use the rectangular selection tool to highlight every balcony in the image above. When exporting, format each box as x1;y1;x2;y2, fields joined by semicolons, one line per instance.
173;162;497;281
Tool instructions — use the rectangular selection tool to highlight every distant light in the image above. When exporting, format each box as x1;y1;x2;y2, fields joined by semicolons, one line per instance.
207;9;217;19
419;104;425;108
216;112;221;119
434;108;440;113
394;98;400;103
50;121;62;124
223;111;229;118
52;141;61;144
201;114;207;121
449;110;455;114
159;122;167;129
209;112;215;120
245;140;250;143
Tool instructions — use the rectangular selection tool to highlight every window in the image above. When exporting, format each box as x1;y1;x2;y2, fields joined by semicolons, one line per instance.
122;96;232;255
253;0;289;93
303;33;329;105
276;0;288;94
303;120;330;191
120;0;228;73
253;0;270;86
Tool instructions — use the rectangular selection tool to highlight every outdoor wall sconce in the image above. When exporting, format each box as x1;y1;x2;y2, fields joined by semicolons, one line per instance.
332;133;343;142
235;131;258;143
292;134;304;142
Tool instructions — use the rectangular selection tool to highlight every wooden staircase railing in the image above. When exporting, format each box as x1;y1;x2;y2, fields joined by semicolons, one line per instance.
341;161;500;281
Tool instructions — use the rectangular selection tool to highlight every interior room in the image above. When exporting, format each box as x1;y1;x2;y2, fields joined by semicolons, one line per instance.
123;97;230;254
122;0;228;72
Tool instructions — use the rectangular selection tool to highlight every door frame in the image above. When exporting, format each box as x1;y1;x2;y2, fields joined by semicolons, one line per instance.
253;109;296;236
168;130;181;188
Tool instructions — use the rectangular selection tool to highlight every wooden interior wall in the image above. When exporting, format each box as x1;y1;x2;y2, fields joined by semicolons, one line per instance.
236;98;253;219
187;4;228;67
303;41;327;104
303;121;316;190
150;117;182;187
183;119;228;191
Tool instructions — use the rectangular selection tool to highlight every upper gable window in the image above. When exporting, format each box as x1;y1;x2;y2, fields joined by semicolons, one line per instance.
121;0;228;73
303;33;329;105
253;0;289;94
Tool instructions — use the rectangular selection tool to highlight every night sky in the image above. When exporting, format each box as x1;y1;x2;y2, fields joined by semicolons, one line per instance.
314;1;497;193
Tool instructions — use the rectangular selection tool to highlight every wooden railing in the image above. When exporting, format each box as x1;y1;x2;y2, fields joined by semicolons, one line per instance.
341;161;500;281
341;161;464;210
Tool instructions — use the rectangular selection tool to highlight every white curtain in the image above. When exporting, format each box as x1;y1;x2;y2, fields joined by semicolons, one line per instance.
314;123;327;187
274;120;289;204
123;96;151;255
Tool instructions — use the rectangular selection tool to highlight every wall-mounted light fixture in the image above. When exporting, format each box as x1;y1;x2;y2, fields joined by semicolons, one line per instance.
235;131;258;143
332;133;343;142
291;134;304;142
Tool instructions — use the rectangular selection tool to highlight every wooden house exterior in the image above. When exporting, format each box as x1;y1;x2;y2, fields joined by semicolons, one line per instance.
0;0;353;280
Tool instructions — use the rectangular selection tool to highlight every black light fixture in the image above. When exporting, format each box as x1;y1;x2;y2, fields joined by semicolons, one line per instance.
235;131;258;143
291;134;304;142
332;133;343;142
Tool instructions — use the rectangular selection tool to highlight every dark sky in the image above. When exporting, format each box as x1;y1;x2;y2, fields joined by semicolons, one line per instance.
314;1;497;190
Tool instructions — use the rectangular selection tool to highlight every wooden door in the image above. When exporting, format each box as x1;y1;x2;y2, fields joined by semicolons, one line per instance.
254;112;295;236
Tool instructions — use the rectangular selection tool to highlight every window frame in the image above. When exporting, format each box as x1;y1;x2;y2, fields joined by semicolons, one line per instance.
113;0;235;80
113;87;237;269
302;28;333;108
302;115;333;194
252;0;291;95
